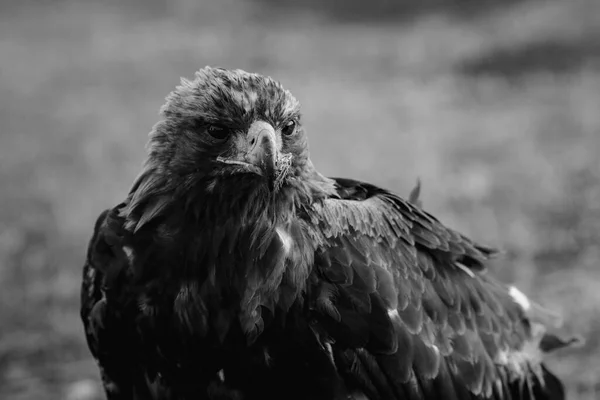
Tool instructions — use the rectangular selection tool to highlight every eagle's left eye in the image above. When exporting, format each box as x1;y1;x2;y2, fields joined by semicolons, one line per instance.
281;120;297;136
207;124;229;141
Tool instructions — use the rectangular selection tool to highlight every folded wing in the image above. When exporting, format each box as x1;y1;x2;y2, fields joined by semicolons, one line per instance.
305;177;566;400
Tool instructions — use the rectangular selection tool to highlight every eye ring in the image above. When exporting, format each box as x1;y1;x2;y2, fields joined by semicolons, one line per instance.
207;124;229;141
281;120;297;137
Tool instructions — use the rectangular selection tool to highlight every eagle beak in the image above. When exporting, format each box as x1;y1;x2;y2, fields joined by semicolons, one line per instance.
246;121;292;191
246;121;278;180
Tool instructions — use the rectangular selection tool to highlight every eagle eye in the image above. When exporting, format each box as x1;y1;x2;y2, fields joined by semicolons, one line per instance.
207;124;229;141
281;120;297;137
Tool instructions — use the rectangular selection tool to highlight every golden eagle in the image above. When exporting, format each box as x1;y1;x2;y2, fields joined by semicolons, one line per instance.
81;67;577;400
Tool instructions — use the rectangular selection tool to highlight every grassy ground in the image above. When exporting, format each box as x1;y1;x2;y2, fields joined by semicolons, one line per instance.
1;0;599;398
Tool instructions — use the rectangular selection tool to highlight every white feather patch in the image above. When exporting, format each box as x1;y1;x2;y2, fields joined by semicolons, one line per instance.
86;267;96;298
324;342;335;365
122;245;135;265
494;340;543;377
455;262;475;278
509;286;531;311
276;227;293;254
351;392;369;400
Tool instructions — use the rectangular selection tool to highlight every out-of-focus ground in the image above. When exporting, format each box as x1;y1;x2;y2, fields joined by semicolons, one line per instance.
1;0;599;398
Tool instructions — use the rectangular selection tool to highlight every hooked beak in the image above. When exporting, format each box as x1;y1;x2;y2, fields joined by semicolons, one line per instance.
246;121;278;181
217;120;293;191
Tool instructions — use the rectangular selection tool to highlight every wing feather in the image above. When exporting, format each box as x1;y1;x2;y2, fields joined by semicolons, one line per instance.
80;207;136;399
306;177;564;399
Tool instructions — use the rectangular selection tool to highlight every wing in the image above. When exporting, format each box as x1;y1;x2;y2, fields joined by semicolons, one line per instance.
80;207;138;400
81;207;248;400
305;177;566;400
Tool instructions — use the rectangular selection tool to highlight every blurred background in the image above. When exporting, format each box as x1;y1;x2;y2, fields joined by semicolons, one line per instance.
1;0;599;398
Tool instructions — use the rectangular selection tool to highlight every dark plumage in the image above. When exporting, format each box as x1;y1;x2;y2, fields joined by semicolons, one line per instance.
81;67;578;400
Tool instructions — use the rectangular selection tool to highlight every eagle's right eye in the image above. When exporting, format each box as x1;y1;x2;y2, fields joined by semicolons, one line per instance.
207;125;229;141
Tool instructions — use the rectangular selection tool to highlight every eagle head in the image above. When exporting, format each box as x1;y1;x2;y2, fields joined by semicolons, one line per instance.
154;67;309;191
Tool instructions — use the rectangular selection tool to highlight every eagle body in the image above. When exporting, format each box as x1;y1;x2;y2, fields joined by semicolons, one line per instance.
81;67;573;400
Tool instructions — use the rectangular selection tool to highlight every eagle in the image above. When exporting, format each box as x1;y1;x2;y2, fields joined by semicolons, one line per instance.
80;67;578;400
